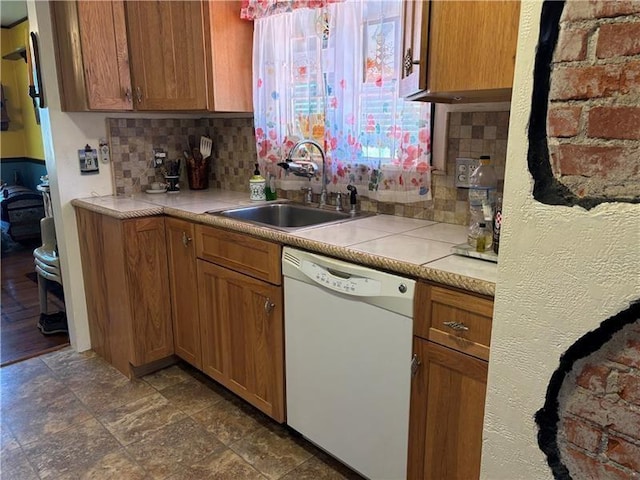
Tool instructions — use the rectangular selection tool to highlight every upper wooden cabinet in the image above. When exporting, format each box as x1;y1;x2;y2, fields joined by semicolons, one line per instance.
125;1;208;111
51;1;253;112
400;0;521;103
51;1;133;111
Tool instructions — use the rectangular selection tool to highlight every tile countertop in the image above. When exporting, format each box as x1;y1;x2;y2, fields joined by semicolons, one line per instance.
71;190;497;297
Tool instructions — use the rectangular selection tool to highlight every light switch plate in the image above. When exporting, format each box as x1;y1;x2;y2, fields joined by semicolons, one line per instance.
98;138;110;164
153;149;167;167
455;157;480;188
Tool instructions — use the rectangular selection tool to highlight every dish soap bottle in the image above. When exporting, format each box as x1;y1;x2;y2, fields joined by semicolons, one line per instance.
264;166;277;201
249;163;266;201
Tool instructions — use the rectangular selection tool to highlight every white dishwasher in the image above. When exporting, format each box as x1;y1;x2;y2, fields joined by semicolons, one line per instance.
283;247;415;480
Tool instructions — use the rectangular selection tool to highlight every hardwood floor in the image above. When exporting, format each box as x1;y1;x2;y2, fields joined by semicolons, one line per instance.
1;241;69;366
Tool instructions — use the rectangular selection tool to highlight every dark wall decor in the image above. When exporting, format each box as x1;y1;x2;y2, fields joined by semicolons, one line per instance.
527;0;640;209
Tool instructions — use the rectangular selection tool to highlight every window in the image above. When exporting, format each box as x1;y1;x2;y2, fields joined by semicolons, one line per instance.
252;0;432;202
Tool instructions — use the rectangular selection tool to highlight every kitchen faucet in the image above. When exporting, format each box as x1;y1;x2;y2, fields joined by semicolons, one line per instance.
278;139;328;207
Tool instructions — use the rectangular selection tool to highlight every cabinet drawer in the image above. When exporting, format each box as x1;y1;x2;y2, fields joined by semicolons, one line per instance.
195;225;281;285
415;283;493;361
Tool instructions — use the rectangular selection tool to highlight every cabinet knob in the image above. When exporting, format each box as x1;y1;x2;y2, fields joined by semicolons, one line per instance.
264;299;275;314
124;88;132;103
135;87;143;104
182;231;192;247
443;321;469;332
411;354;421;376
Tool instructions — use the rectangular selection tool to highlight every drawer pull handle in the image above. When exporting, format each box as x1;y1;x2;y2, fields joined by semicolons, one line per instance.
264;299;275;314
443;321;469;332
182;232;192;247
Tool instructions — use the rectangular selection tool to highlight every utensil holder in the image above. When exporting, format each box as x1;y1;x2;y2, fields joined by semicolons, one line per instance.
187;160;209;190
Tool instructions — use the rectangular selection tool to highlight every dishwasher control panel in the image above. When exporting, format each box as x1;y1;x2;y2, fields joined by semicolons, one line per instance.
301;260;382;296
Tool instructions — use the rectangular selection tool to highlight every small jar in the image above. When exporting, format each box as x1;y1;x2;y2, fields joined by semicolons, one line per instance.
469;221;493;252
475;222;493;252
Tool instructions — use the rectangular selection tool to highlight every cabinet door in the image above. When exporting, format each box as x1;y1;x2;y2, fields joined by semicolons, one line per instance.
51;1;133;111
198;260;285;422
166;218;201;368
123;217;174;366
77;1;133;110
125;0;208;110
427;1;520;100
205;1;253;112
407;338;488;480
399;0;430;98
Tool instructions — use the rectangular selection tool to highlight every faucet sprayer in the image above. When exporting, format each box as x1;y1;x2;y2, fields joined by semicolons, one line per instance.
279;139;328;207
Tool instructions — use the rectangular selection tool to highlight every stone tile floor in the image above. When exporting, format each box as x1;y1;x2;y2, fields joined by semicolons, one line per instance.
0;348;364;479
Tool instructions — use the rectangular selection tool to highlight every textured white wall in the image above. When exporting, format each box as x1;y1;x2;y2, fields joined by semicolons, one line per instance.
481;2;640;479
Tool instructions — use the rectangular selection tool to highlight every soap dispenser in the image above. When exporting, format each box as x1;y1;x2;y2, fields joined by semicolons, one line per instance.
249;163;266;201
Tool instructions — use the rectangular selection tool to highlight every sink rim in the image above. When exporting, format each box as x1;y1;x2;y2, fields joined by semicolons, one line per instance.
206;201;374;232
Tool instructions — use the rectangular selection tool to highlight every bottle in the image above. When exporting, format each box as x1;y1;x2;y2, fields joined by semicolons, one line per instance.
249;163;266;201
468;155;497;250
264;168;277;201
469;221;493;252
493;193;503;254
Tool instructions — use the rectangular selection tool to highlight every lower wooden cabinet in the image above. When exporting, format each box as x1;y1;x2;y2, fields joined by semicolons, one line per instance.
167;222;285;422
194;224;285;422
197;260;285;422
165;217;201;368
408;282;493;480
408;338;488;480
75;208;173;377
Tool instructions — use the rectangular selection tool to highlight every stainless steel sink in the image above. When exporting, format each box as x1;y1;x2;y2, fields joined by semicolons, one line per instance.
208;202;372;232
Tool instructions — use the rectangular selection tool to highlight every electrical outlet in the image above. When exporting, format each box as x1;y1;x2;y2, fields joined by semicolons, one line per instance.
455;157;481;188
153;149;166;167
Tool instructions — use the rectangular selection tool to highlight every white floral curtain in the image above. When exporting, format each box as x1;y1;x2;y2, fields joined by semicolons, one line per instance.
252;0;432;203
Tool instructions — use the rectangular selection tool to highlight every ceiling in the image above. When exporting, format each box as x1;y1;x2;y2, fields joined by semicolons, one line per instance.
1;1;28;28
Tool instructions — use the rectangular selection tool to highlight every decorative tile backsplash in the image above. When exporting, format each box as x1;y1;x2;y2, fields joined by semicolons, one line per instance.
436;110;510;225
108;118;213;196
209;118;256;193
107;111;509;225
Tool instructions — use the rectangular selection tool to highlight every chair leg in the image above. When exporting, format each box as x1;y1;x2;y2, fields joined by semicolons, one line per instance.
37;273;49;315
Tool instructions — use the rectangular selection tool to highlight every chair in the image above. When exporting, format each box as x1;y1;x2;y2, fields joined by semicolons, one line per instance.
33;216;62;315
33;182;67;334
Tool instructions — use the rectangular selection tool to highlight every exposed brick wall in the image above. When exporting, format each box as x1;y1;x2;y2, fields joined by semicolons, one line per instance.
558;320;640;479
547;1;640;200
